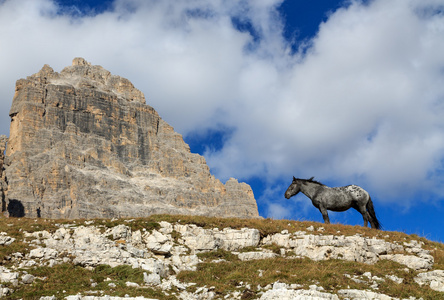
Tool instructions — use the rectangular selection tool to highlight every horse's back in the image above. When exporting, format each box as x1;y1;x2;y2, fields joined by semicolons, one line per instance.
342;185;369;200
308;183;370;211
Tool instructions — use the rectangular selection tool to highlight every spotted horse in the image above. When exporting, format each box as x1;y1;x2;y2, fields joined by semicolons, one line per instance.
285;177;381;229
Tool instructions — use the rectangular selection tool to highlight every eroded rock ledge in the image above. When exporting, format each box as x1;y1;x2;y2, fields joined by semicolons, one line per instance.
1;58;258;219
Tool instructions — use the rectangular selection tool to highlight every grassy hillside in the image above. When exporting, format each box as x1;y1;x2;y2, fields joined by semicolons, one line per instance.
1;215;443;299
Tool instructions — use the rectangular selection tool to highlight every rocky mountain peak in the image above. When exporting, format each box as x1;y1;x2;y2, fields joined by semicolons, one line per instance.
72;57;91;66
32;57;146;104
1;59;258;219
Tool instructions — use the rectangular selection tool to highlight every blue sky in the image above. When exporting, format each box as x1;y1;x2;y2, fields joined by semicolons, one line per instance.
1;0;444;242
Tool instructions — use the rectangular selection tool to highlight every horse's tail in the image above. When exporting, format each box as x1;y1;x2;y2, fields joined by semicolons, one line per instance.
366;197;382;230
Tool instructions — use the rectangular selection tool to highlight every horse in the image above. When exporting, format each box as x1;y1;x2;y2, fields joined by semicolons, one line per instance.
285;177;381;229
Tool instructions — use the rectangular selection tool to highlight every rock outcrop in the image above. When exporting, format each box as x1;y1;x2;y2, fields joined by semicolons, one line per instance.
2;58;258;219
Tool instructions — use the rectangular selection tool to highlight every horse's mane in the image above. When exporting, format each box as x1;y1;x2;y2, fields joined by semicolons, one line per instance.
299;177;325;186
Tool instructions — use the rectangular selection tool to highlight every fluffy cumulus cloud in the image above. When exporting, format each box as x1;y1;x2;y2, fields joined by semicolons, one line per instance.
204;0;444;206
1;0;444;214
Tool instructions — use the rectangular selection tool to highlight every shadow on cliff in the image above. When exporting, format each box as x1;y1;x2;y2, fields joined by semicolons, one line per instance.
7;199;25;217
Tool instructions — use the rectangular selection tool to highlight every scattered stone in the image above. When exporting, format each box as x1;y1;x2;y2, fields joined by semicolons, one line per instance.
217;227;261;251
0;266;19;285
144;230;173;255
0;232;15;246
414;269;444;292
260;285;339;300
337;289;405;300
29;247;59;260
144;272;161;286
21;273;35;284
125;281;140;288
0;284;12;297
380;253;434;271
64;296;158;300
238;251;278;261
386;274;404;284
309;284;325;291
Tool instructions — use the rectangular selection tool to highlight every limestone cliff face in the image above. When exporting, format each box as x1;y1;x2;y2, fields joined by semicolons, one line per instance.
2;58;258;219
0;135;7;212
0;135;6;172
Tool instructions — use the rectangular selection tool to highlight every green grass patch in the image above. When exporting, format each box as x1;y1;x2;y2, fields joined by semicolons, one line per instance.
99;219;161;233
6;263;178;300
197;248;239;262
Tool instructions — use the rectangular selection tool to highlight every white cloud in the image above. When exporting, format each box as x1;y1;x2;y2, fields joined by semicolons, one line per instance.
1;0;444;210
206;0;444;204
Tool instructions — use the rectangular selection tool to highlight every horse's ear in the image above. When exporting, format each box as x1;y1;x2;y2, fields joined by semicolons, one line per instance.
293;176;296;181
308;176;314;181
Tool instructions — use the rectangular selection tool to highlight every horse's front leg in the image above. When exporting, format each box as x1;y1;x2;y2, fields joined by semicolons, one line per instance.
319;207;330;224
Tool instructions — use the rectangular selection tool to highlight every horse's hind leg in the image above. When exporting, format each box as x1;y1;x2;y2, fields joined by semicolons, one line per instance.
319;207;330;224
363;214;369;227
358;200;378;228
356;205;369;228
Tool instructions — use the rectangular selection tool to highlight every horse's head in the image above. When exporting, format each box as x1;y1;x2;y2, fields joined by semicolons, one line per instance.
285;176;301;199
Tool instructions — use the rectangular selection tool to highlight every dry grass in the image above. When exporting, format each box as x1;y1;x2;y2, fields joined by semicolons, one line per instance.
431;243;444;270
